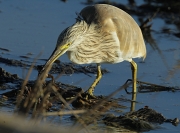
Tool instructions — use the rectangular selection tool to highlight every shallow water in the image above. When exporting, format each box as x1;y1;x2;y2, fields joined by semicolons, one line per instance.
0;0;180;132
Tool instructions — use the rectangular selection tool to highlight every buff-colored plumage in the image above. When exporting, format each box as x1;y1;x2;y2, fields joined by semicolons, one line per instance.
79;4;146;62
40;4;146;96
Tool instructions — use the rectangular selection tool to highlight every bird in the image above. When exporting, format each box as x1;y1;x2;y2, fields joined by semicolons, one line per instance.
39;4;146;96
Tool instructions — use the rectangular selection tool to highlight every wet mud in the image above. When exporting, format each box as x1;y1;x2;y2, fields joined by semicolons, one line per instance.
0;56;179;131
103;107;179;132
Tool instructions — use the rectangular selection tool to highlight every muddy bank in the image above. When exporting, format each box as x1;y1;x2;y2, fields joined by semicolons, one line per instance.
0;64;179;132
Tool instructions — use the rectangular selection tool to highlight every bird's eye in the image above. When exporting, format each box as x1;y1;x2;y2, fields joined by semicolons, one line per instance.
67;43;71;46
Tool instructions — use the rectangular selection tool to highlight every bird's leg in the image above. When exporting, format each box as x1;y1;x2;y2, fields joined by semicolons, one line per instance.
130;60;137;93
87;63;102;96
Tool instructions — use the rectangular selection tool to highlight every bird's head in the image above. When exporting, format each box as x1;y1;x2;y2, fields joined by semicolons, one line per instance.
39;21;87;75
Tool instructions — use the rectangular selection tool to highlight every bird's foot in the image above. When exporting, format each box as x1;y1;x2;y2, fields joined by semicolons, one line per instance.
86;87;97;99
86;93;96;99
72;92;98;108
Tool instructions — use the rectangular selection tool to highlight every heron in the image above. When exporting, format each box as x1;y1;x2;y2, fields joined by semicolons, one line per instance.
39;4;146;96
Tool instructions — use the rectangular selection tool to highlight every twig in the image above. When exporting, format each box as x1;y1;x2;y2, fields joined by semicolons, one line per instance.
43;110;86;116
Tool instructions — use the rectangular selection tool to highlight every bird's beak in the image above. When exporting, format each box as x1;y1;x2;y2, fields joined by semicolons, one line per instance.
39;43;70;75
